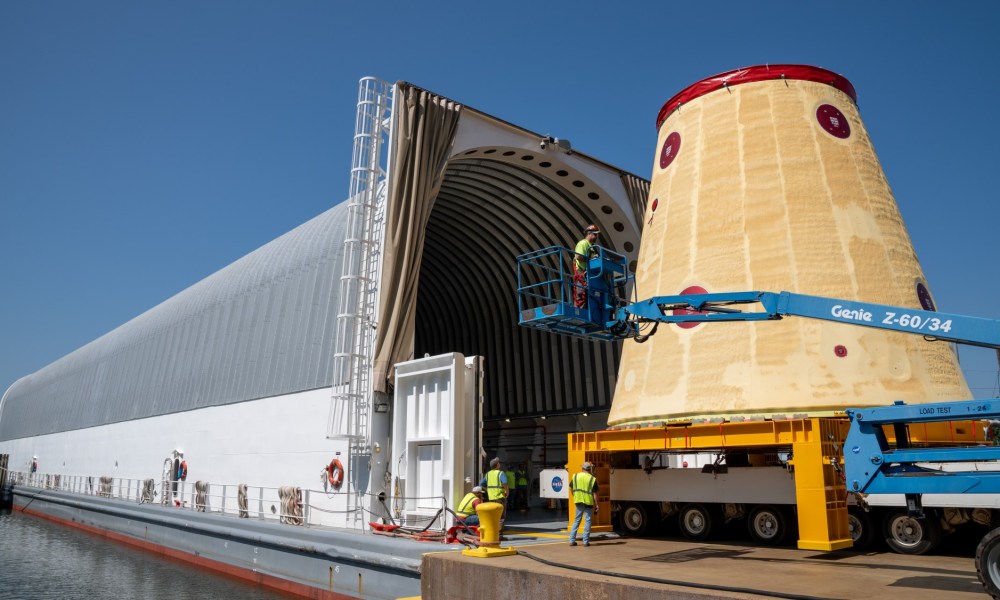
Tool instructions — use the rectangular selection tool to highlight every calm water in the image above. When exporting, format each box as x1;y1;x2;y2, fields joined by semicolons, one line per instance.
0;509;292;600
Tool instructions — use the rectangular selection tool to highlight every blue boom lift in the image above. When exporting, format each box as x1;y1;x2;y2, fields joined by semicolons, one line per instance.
517;245;1000;597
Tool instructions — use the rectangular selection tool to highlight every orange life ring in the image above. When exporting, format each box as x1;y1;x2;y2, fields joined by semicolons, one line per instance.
327;458;344;489
178;460;188;481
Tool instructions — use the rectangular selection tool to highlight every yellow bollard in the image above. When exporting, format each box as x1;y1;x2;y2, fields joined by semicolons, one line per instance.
476;501;503;546
461;501;516;558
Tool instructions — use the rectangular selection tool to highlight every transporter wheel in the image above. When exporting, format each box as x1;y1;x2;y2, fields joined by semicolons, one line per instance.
975;527;1000;599
678;503;717;540
747;505;789;545
882;508;942;555
847;506;876;550
619;502;652;537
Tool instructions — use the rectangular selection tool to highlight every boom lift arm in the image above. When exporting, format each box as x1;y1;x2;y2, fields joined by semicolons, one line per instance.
623;291;1000;349
516;248;1000;348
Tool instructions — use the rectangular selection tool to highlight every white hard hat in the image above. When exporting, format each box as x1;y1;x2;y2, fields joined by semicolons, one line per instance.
472;486;484;494
581;461;593;471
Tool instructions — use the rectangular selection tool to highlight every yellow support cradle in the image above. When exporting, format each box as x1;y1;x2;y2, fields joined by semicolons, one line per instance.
568;417;856;548
788;419;852;550
567;417;985;550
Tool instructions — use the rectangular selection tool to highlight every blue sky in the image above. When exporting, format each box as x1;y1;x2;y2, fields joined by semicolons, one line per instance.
1;2;998;399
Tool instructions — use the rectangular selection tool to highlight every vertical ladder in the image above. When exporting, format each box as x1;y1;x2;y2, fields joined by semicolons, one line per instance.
328;78;393;527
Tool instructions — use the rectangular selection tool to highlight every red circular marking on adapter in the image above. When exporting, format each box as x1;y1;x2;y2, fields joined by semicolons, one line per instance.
916;283;936;312
651;198;659;212
674;285;708;330
817;104;850;138
659;132;681;169
834;345;848;358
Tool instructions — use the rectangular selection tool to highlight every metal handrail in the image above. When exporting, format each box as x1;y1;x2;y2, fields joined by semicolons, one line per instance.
5;470;454;532
517;244;634;313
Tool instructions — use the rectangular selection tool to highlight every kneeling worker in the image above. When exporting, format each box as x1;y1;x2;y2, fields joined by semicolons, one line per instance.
456;486;485;526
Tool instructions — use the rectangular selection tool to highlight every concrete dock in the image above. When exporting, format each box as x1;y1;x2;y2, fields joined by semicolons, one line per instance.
422;514;988;599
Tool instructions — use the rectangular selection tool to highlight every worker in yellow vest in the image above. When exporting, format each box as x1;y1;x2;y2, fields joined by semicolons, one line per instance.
504;466;518;508
479;457;509;528
568;461;598;546
516;465;529;510
573;224;600;308
455;486;484;526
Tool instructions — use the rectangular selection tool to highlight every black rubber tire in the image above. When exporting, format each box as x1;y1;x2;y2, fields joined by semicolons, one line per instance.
882;508;942;555
619;502;651;537
678;503;717;540
747;505;789;545
975;527;1000;599
848;506;876;550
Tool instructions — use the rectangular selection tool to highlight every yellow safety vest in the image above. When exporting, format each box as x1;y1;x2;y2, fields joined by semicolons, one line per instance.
571;472;597;506
505;470;517;489
457;492;479;517
517;473;528;487
486;469;506;501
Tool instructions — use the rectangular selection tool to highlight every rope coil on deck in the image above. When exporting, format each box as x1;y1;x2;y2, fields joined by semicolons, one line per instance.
98;476;113;498
278;485;303;525
194;480;209;512
141;479;155;504
161;459;172;505
237;483;249;518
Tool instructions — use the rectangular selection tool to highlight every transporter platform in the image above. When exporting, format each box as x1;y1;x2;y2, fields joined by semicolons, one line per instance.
424;527;987;600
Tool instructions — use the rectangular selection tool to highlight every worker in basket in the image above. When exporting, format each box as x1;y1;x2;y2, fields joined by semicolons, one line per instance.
573;224;600;308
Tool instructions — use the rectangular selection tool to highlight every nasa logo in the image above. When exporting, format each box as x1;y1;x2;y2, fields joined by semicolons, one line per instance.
551;476;563;493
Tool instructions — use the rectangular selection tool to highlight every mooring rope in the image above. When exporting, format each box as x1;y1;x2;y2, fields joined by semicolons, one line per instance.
237;483;249;518
194;480;209;512
278;485;303;525
98;476;113;498
141;479;155;504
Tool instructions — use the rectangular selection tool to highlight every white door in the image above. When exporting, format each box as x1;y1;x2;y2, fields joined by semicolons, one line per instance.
416;443;442;511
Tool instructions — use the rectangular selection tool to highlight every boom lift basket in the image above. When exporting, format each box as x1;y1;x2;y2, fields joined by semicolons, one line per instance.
516;245;632;341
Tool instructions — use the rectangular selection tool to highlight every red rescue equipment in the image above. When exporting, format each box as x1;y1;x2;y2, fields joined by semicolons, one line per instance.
177;460;188;481
327;458;345;489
